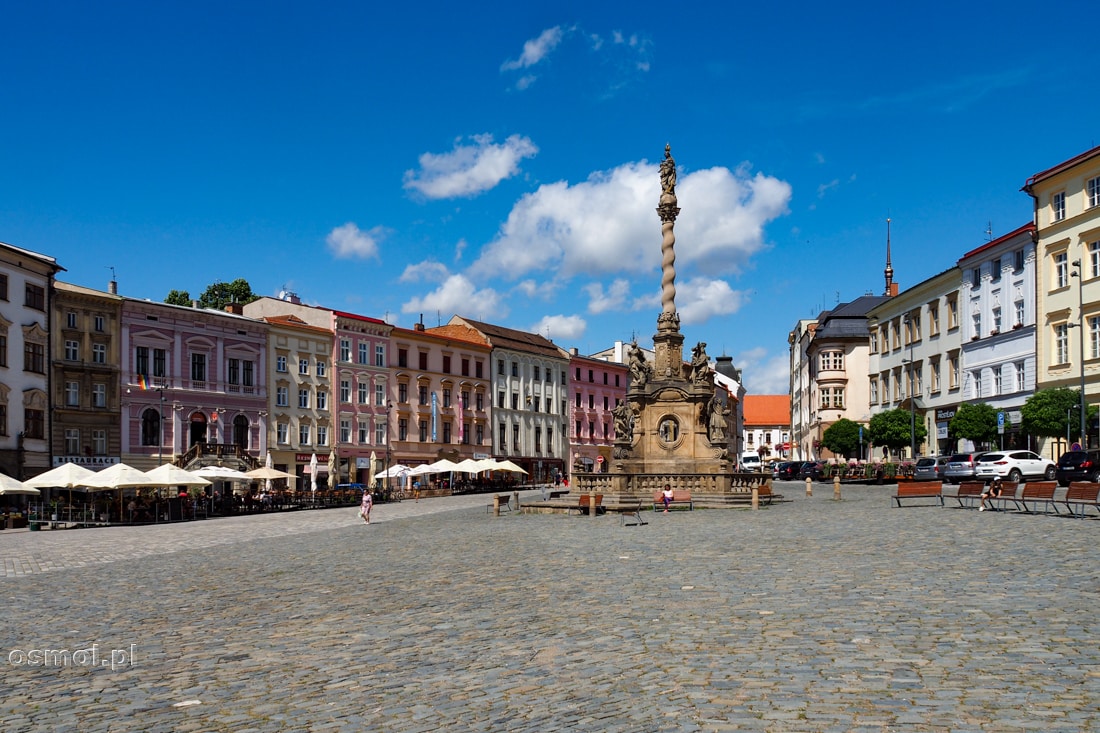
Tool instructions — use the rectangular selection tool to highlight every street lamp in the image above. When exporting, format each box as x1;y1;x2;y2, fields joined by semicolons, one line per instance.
1071;260;1087;448
383;400;392;492
903;313;916;459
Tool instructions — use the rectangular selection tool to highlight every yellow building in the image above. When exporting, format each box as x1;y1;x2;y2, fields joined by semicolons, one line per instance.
1024;145;1100;454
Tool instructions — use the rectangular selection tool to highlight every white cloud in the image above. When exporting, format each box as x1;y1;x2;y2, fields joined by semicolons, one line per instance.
401;274;505;321
514;279;558;300
584;278;631;314
501;26;564;71
735;347;790;395
403;134;538;200
470;159;790;281
399;260;450;283
675;277;746;324
817;179;840;198
325;222;386;260
531;314;586;341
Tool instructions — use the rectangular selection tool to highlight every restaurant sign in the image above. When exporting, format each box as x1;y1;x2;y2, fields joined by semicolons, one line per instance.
52;455;121;468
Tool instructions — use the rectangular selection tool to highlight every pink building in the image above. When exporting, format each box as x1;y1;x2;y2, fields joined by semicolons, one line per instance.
120;299;268;470
568;350;628;473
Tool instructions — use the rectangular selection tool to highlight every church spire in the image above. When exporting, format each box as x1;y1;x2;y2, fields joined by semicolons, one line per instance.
884;217;897;296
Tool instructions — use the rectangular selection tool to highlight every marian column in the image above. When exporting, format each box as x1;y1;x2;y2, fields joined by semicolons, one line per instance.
653;144;684;379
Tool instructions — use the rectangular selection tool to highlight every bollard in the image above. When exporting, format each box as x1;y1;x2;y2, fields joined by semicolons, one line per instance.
589;490;596;517
493;494;501;517
805;477;812;497
751;487;759;510
514;491;520;514
833;474;841;501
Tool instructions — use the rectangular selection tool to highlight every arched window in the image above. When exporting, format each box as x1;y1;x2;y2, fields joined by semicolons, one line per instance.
233;414;249;448
141;408;160;446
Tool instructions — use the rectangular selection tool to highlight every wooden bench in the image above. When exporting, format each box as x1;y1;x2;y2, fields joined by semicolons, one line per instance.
954;481;985;508
652;490;693;512
485;494;512;514
1061;482;1100;518
1013;481;1058;514
893;482;943;507
754;485;774;506
548;489;569;500
568;493;604;515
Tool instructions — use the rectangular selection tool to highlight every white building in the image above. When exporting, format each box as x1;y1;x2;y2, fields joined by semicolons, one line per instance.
956;224;1037;451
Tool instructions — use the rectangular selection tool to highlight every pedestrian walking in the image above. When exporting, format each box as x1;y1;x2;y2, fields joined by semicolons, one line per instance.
359;488;373;524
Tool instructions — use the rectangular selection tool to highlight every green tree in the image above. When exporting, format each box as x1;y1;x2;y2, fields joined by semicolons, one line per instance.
1020;387;1096;442
869;408;927;458
165;279;259;310
164;289;191;306
949;402;998;447
821;418;863;458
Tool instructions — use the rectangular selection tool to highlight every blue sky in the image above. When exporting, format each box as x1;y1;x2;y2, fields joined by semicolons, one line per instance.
3;1;1098;394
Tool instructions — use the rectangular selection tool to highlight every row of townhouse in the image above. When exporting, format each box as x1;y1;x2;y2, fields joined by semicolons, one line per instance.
791;144;1100;461
0;258;631;484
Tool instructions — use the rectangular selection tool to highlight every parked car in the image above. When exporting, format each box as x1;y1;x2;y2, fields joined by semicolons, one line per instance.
773;461;801;481
943;452;988;484
798;461;826;481
1054;449;1100;486
974;451;1057;482
913;456;949;481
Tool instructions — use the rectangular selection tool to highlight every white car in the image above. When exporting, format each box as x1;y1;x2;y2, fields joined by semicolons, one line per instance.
974;451;1056;482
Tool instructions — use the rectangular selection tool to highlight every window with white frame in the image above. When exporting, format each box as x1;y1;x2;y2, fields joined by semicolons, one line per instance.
276;355;287;372
972;312;981;338
869;331;878;354
66;311;77;328
870;379;878;404
299;423;311;445
819;351;843;371
929;304;940;336
1055;252;1069;288
94;315;104;332
316;391;328;410
92;383;106;408
1092;241;1100;278
1091;316;1100;360
375;344;385;367
277;422;288;444
316;360;326;377
1055;323;1069;364
882;373;890;400
359;420;369;444
375;422;386;445
298;389;310;409
972;371;982;399
375;384;385;406
316;426;328;447
947;297;959;329
971;267;981;287
92;343;106;364
949;355;960;389
65;429;79;455
1015;299;1025;327
931;360;941;393
358;343;368;364
92;429;106;455
991;258;1001;282
1015;361;1026;392
65;340;79;360
358;382;368;404
299;358;309;375
1088;176;1100;209
276;386;288;406
1053;191;1066;221
340;339;351;362
992;306;1002;333
65;381;79;406
992;365;1002;395
340;380;350;402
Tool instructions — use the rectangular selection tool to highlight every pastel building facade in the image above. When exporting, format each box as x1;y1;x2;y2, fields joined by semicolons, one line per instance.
567;350;628;473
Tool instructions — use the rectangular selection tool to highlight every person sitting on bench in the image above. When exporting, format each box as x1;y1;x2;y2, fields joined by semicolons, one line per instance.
979;477;1003;512
661;484;674;513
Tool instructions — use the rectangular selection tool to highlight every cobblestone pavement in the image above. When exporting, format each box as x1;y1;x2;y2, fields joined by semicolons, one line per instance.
2;484;1099;732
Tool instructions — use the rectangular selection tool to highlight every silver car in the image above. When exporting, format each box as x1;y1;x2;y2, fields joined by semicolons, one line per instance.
913;456;949;481
974;450;1057;482
943;452;988;484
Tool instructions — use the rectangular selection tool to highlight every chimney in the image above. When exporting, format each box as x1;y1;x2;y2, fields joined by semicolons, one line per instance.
108;279;117;295
191;299;200;309
225;302;244;315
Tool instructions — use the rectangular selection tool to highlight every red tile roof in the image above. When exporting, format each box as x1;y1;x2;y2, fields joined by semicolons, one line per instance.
743;395;790;426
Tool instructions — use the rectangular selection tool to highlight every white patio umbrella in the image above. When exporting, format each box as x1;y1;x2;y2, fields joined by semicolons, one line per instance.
377;464;411;478
452;458;483;474
426;459;459;472
407;464;435;476
146;464;213;488
473;458;502;473
309;452;318;495
191;465;251;481
84;463;157;489
494;460;528;475
0;472;39;496
244;466;297;481
24;462;97;489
